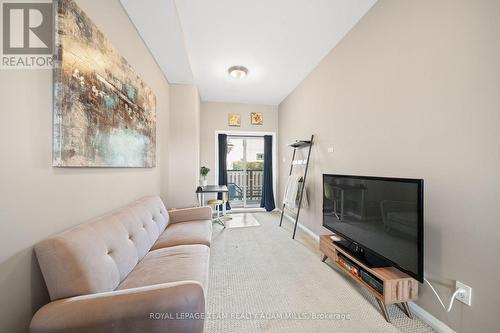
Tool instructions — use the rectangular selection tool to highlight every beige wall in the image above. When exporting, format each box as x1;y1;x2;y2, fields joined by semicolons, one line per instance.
168;85;201;208
278;0;500;331
200;102;278;185
0;1;170;332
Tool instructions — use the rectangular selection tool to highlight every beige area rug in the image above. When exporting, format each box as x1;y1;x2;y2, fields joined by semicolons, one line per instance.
205;212;434;333
224;213;260;228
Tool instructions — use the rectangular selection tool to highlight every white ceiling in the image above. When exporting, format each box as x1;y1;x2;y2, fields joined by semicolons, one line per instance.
121;0;377;105
120;0;194;84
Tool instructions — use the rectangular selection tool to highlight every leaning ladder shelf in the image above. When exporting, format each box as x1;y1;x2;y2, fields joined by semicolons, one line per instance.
279;135;314;239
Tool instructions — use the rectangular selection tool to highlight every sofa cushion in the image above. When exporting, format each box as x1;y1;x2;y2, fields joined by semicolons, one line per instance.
152;220;212;250
117;245;210;292
35;196;169;301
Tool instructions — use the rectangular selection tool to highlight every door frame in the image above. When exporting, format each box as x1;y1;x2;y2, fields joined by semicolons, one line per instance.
214;130;277;208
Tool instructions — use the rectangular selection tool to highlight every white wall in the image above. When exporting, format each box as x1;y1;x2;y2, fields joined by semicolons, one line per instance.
168;85;201;208
200;102;278;185
0;1;170;332
278;0;500;332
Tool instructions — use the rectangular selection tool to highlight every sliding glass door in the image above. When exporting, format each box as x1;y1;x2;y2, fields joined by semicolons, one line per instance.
226;136;264;208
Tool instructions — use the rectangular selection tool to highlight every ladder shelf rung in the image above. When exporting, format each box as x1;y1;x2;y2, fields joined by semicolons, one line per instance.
289;140;312;148
292;159;307;165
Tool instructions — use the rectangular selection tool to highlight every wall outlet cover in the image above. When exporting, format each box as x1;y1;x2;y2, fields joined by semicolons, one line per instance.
456;281;472;306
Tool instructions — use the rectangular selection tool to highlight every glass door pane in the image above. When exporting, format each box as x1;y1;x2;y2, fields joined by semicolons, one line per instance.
245;138;264;207
227;137;244;208
226;136;264;208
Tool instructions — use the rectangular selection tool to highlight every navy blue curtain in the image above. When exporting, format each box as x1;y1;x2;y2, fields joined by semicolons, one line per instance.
260;135;276;211
218;134;231;210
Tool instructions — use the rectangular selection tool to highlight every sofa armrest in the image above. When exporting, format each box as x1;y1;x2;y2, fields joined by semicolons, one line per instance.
30;281;205;333
168;207;212;224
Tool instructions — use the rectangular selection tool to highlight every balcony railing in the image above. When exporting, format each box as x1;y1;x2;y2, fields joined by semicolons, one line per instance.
227;170;263;206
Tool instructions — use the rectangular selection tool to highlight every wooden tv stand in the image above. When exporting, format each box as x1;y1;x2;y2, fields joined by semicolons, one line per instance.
319;235;418;323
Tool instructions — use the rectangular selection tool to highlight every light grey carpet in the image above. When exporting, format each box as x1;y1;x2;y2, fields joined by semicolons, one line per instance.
205;212;434;333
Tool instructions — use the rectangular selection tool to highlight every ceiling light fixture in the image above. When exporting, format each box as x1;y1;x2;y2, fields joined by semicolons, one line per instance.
228;65;248;79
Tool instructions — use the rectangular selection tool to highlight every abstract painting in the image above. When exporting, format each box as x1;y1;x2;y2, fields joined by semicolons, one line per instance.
251;112;263;125
228;113;241;127
53;0;156;167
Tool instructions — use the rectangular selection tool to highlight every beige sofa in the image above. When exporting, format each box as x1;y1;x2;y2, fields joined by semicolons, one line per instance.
30;196;212;333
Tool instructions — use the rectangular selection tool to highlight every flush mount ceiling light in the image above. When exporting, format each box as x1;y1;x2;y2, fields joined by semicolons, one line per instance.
228;65;248;79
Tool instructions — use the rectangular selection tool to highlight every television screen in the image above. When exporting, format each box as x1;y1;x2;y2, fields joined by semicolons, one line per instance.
323;174;423;282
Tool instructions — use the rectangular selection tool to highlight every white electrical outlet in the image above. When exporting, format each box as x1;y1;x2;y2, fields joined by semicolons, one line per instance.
456;281;472;306
327;146;334;153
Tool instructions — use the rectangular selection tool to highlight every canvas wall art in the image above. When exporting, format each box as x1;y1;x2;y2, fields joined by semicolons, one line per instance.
251;112;263;125
228;113;241;127
53;0;156;167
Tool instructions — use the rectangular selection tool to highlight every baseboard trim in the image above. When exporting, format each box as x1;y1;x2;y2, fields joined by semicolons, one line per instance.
276;210;454;333
276;209;319;242
408;300;455;332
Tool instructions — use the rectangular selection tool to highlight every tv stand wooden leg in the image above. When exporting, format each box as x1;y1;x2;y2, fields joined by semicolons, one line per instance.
376;299;391;323
321;254;328;262
400;302;413;319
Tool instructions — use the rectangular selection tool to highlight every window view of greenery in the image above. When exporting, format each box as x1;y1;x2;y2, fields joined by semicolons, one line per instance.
231;161;264;171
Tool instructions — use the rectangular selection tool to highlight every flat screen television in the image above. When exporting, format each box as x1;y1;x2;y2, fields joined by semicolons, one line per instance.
323;174;424;282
